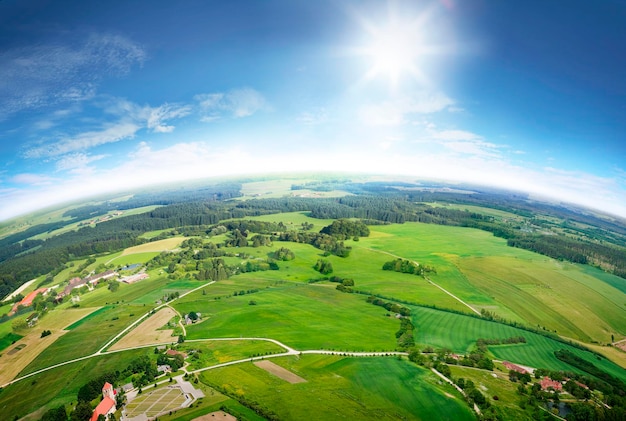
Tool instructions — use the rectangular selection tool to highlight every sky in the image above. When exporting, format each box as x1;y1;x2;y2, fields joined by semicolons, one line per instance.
1;0;625;220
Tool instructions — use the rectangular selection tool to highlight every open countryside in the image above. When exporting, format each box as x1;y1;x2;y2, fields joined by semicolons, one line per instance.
0;179;625;421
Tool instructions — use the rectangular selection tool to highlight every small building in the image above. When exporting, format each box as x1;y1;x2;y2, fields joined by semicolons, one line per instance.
540;377;563;391
120;382;134;393
503;361;528;374
157;364;171;374
90;382;117;421
166;349;188;359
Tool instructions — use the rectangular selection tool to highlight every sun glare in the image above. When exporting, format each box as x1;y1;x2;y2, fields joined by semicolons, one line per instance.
351;3;450;90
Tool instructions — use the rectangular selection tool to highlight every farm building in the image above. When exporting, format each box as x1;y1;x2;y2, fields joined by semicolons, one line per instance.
120;272;149;284
540;377;563;391
502;361;528;374
85;270;117;285
90;382;117;421
10;288;48;315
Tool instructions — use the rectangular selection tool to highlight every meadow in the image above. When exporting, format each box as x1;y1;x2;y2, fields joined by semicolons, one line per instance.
19;305;144;374
412;306;626;383
177;282;401;351
199;354;475;421
180;339;287;370
0;348;146;421
354;221;626;344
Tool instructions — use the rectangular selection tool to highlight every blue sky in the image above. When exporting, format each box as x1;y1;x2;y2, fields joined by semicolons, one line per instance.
1;0;625;220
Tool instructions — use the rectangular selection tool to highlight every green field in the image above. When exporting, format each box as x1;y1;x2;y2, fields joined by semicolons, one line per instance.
177;282;401;351
181;340;287;370
0;348;146;421
200;354;475;421
354;221;626;343
0;332;23;352
20;305;145;374
412;306;626;383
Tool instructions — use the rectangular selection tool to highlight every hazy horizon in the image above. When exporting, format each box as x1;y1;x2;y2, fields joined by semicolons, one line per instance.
1;0;625;220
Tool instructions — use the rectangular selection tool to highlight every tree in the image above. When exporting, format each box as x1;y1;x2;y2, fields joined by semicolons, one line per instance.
188;311;198;321
108;280;119;292
70;401;93;421
11;318;27;332
41;406;67;421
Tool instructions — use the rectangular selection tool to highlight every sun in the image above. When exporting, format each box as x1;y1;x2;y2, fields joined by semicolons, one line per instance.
350;3;450;90
365;24;423;87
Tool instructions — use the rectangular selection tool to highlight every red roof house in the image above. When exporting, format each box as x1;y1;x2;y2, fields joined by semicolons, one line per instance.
503;361;528;374
90;382;116;421
10;288;48;314
540;377;563;391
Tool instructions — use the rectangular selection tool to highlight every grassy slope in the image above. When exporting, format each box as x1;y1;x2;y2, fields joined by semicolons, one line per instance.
357;221;626;343
0;349;146;421
413;306;626;383
177;283;401;351
200;354;476;421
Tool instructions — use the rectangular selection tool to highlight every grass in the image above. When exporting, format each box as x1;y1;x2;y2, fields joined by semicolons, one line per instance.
0;332;23;352
180;340;287;370
64;306;109;330
0;348;146;421
412;306;626;383
200;354;476;421
449;365;533;421
352;221;626;344
20;305;145;374
176;282;401;351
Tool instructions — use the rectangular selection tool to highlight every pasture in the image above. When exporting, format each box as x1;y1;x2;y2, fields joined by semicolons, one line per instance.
412;306;626;383
121;237;184;255
176;282;401;351
0;306;101;385
0;348;146;421
109;307;177;350
199;354;475;421
449;365;532;421
20;305;144;375
181;340;287;370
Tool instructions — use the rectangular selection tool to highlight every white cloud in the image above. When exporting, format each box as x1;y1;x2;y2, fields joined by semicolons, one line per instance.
426;129;501;158
0;33;145;118
55;153;106;174
24;121;141;158
359;92;454;126
11;173;55;186
195;88;267;120
23;99;190;159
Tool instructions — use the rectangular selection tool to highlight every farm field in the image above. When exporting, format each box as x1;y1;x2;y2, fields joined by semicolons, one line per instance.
354;221;626;344
181;339;287;369
0;306;100;385
199;354;475;421
412;306;626;383
109;307;177;350
0;348;146;421
176;282;401;351
19;305;144;375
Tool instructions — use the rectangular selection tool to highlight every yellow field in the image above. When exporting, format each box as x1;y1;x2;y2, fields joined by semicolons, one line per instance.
109;307;176;350
121;238;184;255
0;307;100;385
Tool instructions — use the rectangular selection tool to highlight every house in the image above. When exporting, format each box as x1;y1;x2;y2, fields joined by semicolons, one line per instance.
502;361;528;374
166;349;188;359
157;364;171;373
10;288;48;315
90;382;116;421
120;382;134;393
85;270;117;285
540;377;563;391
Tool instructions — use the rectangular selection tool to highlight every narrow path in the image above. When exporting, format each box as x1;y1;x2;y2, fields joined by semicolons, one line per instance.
425;277;481;316
363;247;481;315
431;367;481;415
166;304;186;337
